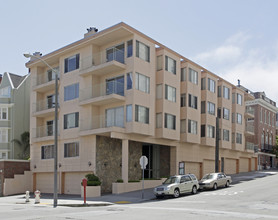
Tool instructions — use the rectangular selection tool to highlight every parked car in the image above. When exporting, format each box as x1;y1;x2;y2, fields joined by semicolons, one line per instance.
199;172;232;190
153;174;199;198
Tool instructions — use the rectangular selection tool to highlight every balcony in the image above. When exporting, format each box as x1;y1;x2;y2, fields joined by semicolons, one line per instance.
261;144;274;153
79;115;125;136
32;97;59;117
245;123;255;136
32;124;58;142
33;69;60;92
79;49;126;77
79;81;125;106
245;106;254;118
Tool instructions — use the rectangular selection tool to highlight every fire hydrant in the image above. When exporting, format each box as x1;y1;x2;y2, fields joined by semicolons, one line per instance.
34;190;41;204
25;191;30;202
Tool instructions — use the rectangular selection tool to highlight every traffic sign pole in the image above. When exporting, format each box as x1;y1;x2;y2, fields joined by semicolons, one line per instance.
142;159;144;199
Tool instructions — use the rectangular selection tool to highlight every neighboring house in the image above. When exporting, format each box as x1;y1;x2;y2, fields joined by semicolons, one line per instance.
238;84;278;169
26;22;257;195
0;72;30;159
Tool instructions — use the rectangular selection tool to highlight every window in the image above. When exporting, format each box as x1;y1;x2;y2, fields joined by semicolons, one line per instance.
0;152;7;159
136;40;150;62
188;120;197;134
126;105;132;122
260;108;262;122
217;107;221;118
208;78;215;93
156;113;162;128
188;94;198;109
165;56;176;74
135;72;150;93
223;108;230;120
223;129;229;141
180;119;186;133
165;113;176;130
181;68;186;81
157;55;163;71
181;93;186;107
47;67;59;82
237;113;242;124
179;162;185;175
188;120;198;134
47;94;56;109
189;68;198;84
236;133;242;144
47;120;54;136
265;110;267;124
237;94;242;105
207;102;215;115
0;107;8;120
0;129;8;143
201;78;206;90
207;125;215;138
135;105;149;124
156;84;162;99
64;83;79;101
223;86;230;99
106;75;124;96
165;85;176;102
41;145;54;159
64;112;79;129
0;86;11;97
201;101;206;114
261;132;264;149
127;40;133;57
268;112;271;125
127;73;132;90
218;86;221;97
106;43;124;63
106;106;124;127
64;142;79;158
64;54;79;73
201;125;205;137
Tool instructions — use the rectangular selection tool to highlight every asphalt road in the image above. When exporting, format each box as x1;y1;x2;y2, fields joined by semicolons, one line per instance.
1;171;278;220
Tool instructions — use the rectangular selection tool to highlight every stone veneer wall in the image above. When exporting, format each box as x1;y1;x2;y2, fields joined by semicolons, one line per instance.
159;146;170;178
96;136;122;193
128;141;142;181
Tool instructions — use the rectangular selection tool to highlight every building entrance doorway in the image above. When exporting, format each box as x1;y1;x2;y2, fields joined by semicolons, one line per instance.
142;144;160;179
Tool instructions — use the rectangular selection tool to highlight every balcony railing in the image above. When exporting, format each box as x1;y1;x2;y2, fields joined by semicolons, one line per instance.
33;69;60;87
261;144;274;153
80;115;125;132
80;48;125;71
33;124;58;138
33;97;58;112
80;81;124;102
245;106;254;115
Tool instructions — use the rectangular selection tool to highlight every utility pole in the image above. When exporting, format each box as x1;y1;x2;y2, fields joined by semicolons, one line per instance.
215;117;219;172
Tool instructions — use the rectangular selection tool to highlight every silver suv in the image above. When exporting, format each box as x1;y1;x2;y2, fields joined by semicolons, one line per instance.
154;174;199;198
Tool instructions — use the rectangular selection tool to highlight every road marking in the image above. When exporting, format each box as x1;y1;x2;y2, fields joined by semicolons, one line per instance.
203;190;244;196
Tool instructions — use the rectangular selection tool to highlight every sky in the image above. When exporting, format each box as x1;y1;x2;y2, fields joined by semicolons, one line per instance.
1;0;278;102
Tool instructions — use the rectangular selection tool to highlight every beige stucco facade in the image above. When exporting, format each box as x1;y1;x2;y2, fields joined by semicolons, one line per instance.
26;22;257;195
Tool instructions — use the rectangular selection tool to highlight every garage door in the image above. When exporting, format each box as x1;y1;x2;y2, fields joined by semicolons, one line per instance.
203;160;215;176
64;172;88;195
185;162;201;179
239;158;249;173
225;159;237;174
36;173;56;193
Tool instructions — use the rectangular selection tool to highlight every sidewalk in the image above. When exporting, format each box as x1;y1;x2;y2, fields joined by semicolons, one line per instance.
1;169;277;207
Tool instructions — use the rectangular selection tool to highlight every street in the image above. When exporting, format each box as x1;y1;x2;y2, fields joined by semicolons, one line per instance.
0;171;278;220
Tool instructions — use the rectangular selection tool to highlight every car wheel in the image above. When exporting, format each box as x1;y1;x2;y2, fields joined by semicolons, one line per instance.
173;188;180;198
213;183;217;190
225;181;230;187
192;186;197;194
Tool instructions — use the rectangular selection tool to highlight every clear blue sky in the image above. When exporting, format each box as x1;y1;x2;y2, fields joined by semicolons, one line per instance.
1;0;278;102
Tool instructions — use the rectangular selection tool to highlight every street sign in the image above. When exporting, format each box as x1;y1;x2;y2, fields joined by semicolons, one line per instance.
140;156;148;169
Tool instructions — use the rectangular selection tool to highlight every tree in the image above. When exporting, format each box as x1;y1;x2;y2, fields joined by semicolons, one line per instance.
12;131;30;159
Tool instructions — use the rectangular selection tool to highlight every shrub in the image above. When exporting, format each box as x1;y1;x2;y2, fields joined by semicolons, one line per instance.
116;179;124;183
81;173;101;186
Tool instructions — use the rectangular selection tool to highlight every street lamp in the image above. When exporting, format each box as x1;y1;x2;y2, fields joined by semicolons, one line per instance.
24;53;59;208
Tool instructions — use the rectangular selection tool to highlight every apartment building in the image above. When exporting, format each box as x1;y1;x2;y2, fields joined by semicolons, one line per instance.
238;86;278;169
0;72;30;159
26;22;256;195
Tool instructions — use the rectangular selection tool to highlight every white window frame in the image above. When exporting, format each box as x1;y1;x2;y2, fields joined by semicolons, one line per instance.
165;85;176;102
135;72;150;94
189;68;198;85
0;107;8;120
188;119;197;134
64;142;79;158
